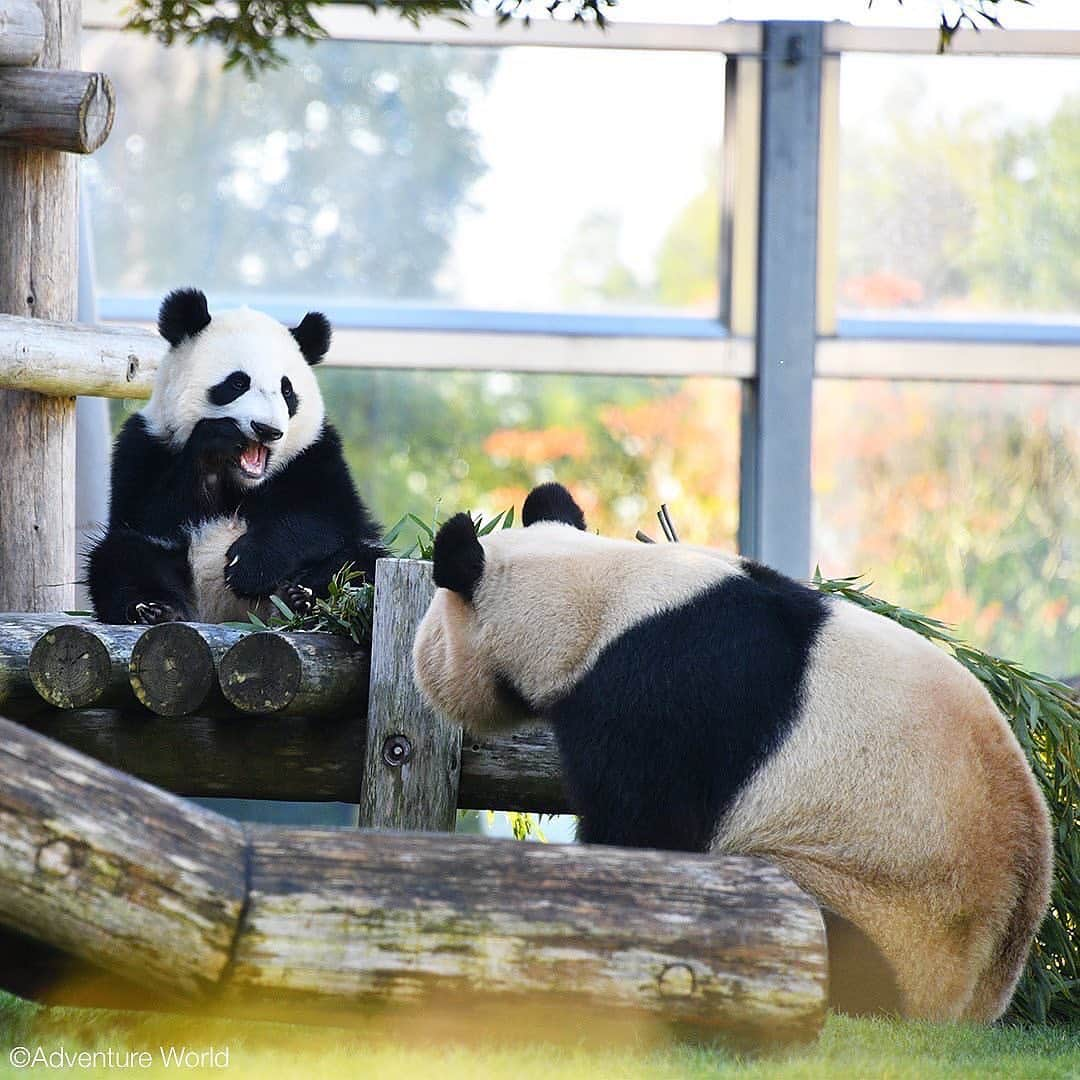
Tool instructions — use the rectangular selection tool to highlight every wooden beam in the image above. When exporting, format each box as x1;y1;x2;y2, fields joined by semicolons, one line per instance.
0;0;43;66
358;558;463;831
0;0;80;612
0;716;827;1043
18;708;368;803
0;69;113;153
0;715;247;998
0;313;162;397
16;707;567;812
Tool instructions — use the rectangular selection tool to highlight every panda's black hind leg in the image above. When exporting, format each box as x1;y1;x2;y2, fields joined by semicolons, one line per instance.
87;527;193;625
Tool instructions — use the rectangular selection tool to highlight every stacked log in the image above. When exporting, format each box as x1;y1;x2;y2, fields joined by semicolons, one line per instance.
0;715;828;1044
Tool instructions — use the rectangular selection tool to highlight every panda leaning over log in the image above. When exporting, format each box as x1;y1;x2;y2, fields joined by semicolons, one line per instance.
88;288;387;625
412;481;1052;1023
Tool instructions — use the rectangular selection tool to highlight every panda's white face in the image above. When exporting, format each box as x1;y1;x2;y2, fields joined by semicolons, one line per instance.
142;305;326;488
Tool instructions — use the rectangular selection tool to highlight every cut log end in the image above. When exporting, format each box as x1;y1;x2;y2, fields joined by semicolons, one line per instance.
79;72;114;154
129;623;215;717
219;632;301;714
29;624;110;709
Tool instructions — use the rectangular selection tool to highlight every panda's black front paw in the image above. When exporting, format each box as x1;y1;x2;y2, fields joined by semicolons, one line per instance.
224;533;280;598
278;583;315;615
186;418;245;468
127;601;184;625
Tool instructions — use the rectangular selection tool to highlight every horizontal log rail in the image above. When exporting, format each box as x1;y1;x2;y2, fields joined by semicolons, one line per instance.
15;707;567;811
0;716;827;1043
0;314;162;398
1;612;568;811
0;68;115;153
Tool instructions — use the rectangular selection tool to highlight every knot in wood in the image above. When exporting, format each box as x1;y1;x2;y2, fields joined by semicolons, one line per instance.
382;734;412;768
36;839;77;877
657;962;696;998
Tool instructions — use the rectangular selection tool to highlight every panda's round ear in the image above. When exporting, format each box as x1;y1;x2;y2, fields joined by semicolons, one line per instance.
522;482;586;530
432;512;485;602
291;312;332;366
158;288;211;347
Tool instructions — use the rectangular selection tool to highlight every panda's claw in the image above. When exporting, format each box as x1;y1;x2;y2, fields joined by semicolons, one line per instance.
280;583;315;615
130;601;181;625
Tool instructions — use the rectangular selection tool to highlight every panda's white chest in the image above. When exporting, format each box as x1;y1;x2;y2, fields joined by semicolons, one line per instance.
186;516;257;623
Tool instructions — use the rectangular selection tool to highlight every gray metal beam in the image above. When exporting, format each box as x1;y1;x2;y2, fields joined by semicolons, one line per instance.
738;21;822;579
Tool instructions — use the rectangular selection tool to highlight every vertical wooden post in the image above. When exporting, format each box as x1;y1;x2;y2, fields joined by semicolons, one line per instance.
358;558;462;831
0;0;79;611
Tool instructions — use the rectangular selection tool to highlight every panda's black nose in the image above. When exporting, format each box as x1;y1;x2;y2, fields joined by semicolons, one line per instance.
251;421;283;443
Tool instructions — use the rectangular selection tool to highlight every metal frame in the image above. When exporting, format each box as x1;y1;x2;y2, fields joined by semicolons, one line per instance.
83;14;1080;581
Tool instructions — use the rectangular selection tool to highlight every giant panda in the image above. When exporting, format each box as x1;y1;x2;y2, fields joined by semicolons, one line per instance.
88;288;387;625
412;481;1053;1023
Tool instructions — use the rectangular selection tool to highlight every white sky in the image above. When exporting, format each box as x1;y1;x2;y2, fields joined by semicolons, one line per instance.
612;0;1080;29
448;2;1080;310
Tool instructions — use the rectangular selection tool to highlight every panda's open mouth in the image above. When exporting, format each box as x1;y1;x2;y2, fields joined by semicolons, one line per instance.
239;441;269;479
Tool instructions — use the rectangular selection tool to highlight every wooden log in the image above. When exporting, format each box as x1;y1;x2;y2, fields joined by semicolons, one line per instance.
29;621;145;709
0;0;44;66
226;828;827;1044
18;708;367;802
0;69;114;153
0;715;247;997
219;630;369;717
0;313;162;398
0;0;79;612
358;558;463;831
458;726;568;814
0;613;91;714
15;708;560;812
128;622;239;717
0;715;826;1043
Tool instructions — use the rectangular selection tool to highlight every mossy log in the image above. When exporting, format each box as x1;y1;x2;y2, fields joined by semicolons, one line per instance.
127;622;249;717
0;716;827;1044
218;631;369;716
29;622;145;709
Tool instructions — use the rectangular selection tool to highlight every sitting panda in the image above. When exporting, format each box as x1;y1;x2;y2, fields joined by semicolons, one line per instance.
412;482;1052;1023
88;288;387;624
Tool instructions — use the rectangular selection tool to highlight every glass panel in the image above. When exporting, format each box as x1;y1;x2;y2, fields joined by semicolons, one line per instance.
813;380;1079;676
839;54;1080;322
313;369;740;548
84;32;724;316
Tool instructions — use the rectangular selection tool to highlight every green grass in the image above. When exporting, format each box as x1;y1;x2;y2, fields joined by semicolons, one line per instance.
1;992;1077;1079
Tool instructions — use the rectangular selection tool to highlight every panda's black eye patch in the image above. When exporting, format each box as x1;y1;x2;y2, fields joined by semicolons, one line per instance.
208;370;250;406
281;376;299;418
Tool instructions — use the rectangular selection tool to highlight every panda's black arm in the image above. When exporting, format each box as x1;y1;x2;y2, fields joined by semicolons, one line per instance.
225;425;387;597
108;415;244;534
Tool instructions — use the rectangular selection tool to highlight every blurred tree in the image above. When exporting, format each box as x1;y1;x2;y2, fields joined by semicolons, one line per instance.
85;36;495;300
124;0;615;76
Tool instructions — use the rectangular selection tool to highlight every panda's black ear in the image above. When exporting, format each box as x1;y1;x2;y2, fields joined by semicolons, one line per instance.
158;288;211;346
432;512;485;602
291;312;332;366
522;482;586;530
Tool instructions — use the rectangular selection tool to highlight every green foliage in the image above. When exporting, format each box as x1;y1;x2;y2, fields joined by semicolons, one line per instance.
236;563;375;643
124;0;614;76
385;503;515;559
814;570;1080;1026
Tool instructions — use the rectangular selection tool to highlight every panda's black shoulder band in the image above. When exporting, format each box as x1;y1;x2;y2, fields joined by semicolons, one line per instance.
522;482;586;530
158;288;211;346
432;512;485;602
